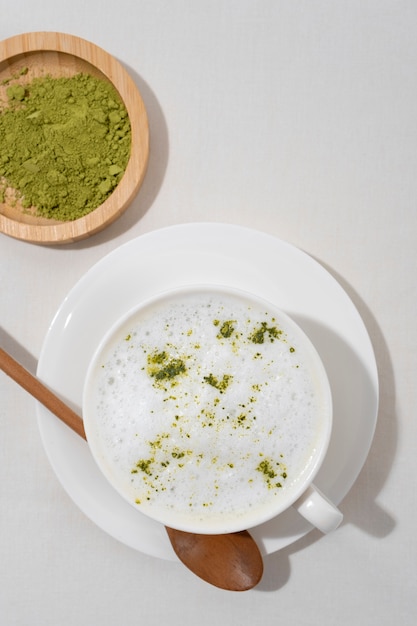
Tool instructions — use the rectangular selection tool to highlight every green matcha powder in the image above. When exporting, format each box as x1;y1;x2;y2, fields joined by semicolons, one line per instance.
0;71;131;221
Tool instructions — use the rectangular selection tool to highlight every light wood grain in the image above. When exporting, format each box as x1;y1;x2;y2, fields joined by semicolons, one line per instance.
0;32;149;244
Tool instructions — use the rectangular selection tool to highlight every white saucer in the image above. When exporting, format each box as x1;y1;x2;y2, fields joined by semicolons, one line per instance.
36;223;378;560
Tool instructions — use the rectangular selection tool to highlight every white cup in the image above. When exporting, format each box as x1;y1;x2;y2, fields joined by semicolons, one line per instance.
83;286;342;534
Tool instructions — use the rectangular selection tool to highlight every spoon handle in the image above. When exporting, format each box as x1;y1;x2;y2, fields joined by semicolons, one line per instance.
0;347;86;440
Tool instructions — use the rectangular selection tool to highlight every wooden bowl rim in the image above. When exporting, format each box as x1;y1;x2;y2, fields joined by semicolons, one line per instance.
0;31;149;244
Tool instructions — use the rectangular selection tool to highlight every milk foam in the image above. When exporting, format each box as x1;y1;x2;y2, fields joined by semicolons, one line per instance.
84;289;331;532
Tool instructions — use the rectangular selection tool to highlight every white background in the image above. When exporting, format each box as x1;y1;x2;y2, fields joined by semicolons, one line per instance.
1;1;415;624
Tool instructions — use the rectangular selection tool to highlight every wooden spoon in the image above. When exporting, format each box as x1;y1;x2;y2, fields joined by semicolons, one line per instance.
0;347;264;591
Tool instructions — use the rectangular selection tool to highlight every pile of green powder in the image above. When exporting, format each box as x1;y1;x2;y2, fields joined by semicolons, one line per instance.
0;70;131;221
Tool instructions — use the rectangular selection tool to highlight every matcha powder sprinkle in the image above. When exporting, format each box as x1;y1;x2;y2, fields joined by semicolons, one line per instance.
0;71;131;221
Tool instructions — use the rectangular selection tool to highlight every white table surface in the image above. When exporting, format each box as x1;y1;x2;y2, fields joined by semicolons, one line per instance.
1;2;416;624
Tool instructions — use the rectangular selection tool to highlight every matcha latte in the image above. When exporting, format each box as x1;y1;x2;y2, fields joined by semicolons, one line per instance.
83;287;332;533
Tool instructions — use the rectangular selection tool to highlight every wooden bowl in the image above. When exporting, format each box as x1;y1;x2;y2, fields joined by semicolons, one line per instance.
0;32;149;244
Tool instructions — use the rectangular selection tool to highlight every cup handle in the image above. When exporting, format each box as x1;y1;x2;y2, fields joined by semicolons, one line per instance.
293;484;343;533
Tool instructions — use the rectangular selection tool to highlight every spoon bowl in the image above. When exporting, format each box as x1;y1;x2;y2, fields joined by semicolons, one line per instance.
166;527;263;591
